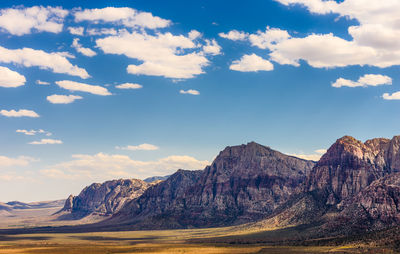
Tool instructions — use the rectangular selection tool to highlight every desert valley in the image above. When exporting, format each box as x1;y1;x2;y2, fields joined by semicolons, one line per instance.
1;136;400;253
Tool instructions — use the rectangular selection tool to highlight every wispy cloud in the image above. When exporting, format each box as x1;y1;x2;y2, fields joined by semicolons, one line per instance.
72;38;97;57
115;83;143;89
29;139;62;145
16;129;51;136
116;143;159;151
56;80;111;96
180;89;200;95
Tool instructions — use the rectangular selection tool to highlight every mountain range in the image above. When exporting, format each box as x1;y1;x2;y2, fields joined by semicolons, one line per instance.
54;135;400;241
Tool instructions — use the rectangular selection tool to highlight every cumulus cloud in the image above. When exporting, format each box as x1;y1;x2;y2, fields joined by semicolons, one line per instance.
332;74;392;88
203;39;221;55
230;53;274;72
0;6;67;35
0;46;90;79
71;38;96;57
0;109;39;118
40;152;209;181
382;91;400;100
36;80;50;85
68;26;84;36
47;94;83;104
221;2;400;69
16;129;51;136
265;0;400;68
219;30;248;41
74;7;171;29
180;89;200;95
249;27;291;49
188;30;201;40
115;83;142;89
56;80;111;96
0;66;26;88
116;143;159;151
0;155;37;167
97;31;210;79
29;139;62;145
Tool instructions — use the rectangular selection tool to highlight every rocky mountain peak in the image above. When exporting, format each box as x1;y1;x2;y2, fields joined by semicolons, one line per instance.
307;135;400;205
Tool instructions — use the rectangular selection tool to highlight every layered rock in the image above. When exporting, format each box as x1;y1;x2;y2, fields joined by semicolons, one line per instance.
58;179;152;218
306;136;400;205
111;142;315;228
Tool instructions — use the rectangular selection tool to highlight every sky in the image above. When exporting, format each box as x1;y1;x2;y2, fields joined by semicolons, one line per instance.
0;0;400;202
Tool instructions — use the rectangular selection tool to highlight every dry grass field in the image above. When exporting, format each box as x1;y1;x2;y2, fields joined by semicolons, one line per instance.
0;227;395;254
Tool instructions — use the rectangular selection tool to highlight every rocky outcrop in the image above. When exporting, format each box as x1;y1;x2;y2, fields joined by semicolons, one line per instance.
58;179;152;218
338;172;400;230
306;136;400;205
110;142;315;228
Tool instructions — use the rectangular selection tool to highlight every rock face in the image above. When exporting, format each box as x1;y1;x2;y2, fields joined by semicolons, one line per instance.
58;179;152;218
111;142;315;228
338;172;400;230
306;136;400;205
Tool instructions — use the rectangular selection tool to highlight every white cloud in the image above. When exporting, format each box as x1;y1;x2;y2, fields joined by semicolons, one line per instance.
0;6;67;36
203;39;221;55
115;83;143;89
16;129;51;136
68;26;84;36
382;91;400;100
219;30;248;41
47;94;83;104
86;28;117;36
0;109;39;118
290;149;326;161
332;74;392;88
230;53;274;72
36;80;50;85
266;0;400;68
0;66;26;88
97;31;209;79
40;152;209;181
358;74;392;86
0;155;37;167
56;80;111;96
180;89;200;95
29;139;62;145
74;7;171;29
188;30;201;40
249;27;291;49
71;38;96;57
116;143;159;151
0;46;90;79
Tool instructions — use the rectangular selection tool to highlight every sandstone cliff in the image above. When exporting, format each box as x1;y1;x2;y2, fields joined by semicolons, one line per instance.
110;142;315;228
306;136;400;205
58;178;152;219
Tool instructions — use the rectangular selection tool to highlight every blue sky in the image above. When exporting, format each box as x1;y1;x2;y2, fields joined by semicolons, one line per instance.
0;0;399;202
